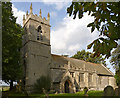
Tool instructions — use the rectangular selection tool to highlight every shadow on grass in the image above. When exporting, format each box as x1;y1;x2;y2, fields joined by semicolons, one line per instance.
2;91;45;97
2;90;119;98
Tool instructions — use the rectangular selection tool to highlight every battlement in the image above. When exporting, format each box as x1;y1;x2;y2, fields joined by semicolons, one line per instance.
23;3;50;27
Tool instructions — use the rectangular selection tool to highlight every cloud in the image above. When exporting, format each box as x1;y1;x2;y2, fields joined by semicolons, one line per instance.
41;0;71;10
12;4;26;26
68;44;80;52
51;13;99;56
50;11;57;18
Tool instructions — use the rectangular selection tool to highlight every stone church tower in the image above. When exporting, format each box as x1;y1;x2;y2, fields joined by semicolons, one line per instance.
22;3;51;92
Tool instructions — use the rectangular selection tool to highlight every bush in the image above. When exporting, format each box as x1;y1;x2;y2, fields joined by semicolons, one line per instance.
33;75;51;93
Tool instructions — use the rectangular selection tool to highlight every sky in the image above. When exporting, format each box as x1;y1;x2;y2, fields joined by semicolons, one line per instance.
11;1;115;74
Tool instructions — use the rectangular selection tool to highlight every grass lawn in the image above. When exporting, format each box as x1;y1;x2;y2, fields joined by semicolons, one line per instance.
2;90;104;97
2;91;44;97
87;90;103;96
49;91;103;97
1;86;10;91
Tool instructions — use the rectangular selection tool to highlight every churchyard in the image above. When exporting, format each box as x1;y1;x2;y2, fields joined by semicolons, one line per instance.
2;1;119;98
2;86;119;97
1;90;104;97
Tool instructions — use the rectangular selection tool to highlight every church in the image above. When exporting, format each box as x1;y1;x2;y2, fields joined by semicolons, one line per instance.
21;4;116;93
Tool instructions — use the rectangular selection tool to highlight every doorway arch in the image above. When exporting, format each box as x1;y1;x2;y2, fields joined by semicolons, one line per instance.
64;80;69;93
60;75;76;93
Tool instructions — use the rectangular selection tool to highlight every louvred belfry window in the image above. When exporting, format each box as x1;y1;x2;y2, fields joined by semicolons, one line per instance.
37;26;43;40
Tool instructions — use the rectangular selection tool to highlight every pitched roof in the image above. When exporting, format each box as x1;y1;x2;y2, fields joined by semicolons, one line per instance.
51;54;114;76
53;71;65;83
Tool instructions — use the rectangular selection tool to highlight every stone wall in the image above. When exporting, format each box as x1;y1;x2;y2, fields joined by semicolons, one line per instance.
22;11;51;93
51;67;116;93
96;75;116;91
52;83;60;93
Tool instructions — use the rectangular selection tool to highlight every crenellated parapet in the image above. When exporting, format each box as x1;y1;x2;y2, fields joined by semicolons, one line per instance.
23;3;50;27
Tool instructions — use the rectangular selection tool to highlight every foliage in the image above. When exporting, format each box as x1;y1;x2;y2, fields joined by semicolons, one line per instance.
33;75;51;93
110;45;120;70
114;70;120;86
2;2;23;88
110;45;120;86
72;50;106;66
67;1;120;58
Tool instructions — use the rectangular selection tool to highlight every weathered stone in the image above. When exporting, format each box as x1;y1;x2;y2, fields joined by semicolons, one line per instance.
103;86;114;96
42;88;49;98
49;90;56;94
55;92;58;94
115;88;119;96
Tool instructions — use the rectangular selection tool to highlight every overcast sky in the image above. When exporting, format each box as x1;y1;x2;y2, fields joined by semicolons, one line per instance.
11;1;115;74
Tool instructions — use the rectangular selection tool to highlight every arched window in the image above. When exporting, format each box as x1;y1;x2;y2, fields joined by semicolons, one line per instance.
37;26;43;40
80;73;84;82
99;76;102;85
88;73;92;82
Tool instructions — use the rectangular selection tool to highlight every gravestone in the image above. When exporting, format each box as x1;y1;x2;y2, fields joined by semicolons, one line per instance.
115;88;119;96
103;86;114;96
84;87;88;97
42;88;49;98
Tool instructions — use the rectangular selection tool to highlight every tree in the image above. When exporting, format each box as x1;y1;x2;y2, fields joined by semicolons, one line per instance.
2;2;23;90
67;1;120;95
67;1;120;58
110;45;120;90
110;45;120;70
72;50;106;66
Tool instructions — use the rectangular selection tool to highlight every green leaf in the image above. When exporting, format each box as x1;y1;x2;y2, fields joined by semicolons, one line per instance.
87;22;94;27
87;42;93;49
67;4;73;16
91;25;95;32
